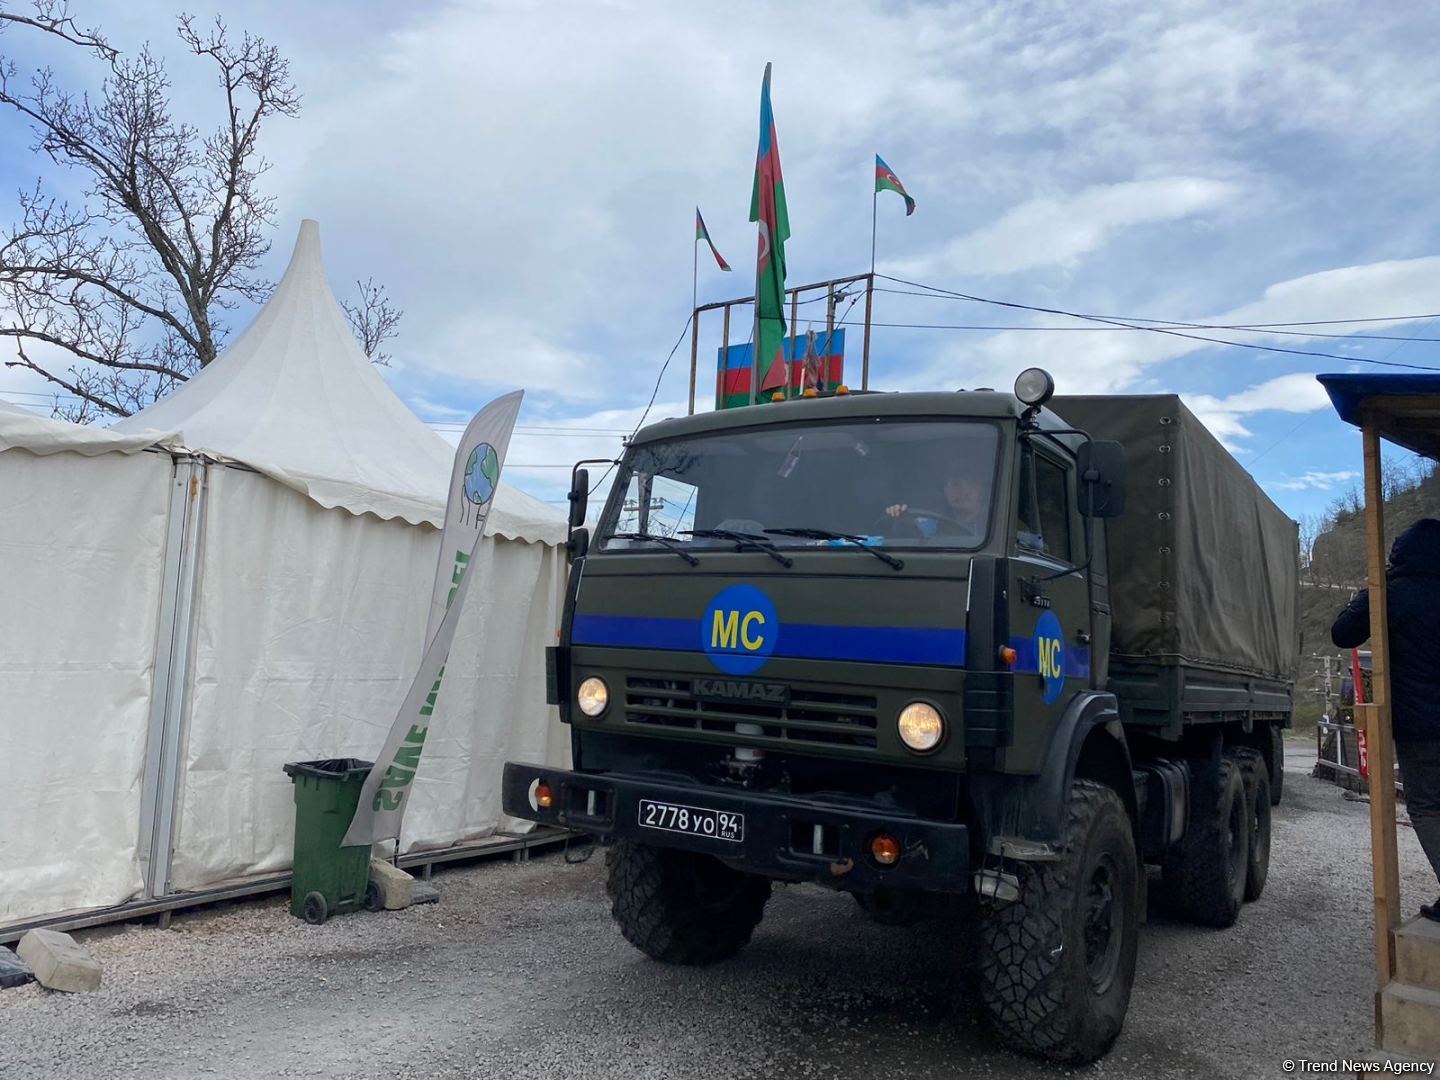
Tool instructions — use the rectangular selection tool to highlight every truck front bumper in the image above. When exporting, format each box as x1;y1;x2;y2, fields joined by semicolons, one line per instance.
502;762;971;892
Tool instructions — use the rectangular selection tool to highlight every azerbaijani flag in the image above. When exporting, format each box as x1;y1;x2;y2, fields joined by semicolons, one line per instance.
695;208;731;271
875;154;916;216
749;63;790;398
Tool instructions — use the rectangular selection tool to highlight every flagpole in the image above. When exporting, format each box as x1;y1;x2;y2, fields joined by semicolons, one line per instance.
751;244;762;407
870;190;878;276
688;233;699;416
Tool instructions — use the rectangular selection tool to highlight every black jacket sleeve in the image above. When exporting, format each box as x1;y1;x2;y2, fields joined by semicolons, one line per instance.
1331;589;1371;648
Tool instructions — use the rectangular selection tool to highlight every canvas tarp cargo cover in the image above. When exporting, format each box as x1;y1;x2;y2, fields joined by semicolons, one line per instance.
1051;395;1299;682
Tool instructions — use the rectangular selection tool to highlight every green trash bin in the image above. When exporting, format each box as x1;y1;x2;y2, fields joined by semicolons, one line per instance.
282;758;374;924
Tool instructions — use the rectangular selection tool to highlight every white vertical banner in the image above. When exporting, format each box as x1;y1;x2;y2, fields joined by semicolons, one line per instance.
343;390;524;848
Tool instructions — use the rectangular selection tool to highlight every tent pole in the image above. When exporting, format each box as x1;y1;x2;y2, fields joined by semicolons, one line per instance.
1361;422;1401;1036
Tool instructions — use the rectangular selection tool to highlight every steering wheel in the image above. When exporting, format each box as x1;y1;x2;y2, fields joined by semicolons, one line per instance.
871;506;980;541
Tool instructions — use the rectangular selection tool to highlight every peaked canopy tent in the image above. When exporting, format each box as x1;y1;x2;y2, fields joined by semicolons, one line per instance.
1;221;569;932
1319;371;1440;1057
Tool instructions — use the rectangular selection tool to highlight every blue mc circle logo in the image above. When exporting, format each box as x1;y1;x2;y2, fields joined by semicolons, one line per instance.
702;584;779;675
1035;610;1066;705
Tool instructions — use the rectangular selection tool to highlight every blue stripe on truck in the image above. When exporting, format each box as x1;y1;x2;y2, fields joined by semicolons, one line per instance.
571;615;967;666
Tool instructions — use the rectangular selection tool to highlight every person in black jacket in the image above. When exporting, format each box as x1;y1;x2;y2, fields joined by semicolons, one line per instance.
1332;517;1440;922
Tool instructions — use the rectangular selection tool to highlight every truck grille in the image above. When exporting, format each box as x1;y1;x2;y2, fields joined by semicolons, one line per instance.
624;676;880;749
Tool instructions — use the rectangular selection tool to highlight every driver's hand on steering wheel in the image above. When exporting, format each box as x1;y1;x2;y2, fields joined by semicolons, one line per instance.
885;503;908;518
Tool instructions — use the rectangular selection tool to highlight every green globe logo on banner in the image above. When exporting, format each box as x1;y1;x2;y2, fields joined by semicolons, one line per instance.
464;442;500;507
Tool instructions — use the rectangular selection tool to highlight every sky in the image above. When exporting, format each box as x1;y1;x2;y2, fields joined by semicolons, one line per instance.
4;0;1440;520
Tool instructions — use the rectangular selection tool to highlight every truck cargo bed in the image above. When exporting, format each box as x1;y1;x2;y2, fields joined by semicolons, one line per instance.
1108;657;1293;736
1052;394;1300;687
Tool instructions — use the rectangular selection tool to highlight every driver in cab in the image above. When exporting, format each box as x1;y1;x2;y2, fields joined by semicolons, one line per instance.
884;469;986;540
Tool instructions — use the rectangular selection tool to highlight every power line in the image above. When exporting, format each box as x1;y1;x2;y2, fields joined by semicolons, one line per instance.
876;274;1440;371
872;286;1440;329
587;314;695;496
861;318;1440;343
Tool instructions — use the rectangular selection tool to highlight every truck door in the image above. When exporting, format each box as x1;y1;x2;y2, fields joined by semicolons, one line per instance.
1006;441;1089;773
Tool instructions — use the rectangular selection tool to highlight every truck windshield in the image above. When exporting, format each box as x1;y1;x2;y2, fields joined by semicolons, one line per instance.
599;419;1000;551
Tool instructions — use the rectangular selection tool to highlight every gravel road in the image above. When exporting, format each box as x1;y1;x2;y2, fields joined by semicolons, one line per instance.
3;743;1435;1080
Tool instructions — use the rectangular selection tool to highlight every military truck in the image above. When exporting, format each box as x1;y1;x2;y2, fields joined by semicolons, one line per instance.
503;370;1298;1063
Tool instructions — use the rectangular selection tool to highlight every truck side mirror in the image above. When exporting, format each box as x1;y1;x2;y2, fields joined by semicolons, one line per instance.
567;526;590;562
568;468;589;529
1077;441;1126;518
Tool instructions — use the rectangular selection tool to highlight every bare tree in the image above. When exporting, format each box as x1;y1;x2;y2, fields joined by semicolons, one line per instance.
342;277;402;367
0;4;400;421
1297;512;1319;583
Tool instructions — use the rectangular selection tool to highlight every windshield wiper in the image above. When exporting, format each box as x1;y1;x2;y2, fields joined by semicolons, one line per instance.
608;532;700;566
764;528;905;571
683;528;794;568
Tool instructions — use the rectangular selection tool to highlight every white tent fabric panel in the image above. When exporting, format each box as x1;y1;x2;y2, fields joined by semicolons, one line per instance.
167;465;567;891
0;401;180;457
0;448;174;923
401;533;571;849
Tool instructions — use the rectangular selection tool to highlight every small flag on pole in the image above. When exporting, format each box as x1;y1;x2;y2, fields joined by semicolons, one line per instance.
750;63;791;398
695;208;732;271
875;154;916;216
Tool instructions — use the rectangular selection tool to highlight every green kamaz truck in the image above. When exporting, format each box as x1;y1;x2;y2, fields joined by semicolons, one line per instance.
503;369;1298;1063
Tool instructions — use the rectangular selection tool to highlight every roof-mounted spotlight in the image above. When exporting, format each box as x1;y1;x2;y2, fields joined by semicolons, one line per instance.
1014;367;1055;408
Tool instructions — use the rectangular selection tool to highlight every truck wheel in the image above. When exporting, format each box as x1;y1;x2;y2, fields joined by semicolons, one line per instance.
978;780;1139;1064
605;841;771;965
1165;757;1249;927
1230;749;1271;902
1269;726;1285;806
854;887;927;927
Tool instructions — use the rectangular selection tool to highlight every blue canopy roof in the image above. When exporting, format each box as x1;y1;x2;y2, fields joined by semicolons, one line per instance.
1318;372;1440;460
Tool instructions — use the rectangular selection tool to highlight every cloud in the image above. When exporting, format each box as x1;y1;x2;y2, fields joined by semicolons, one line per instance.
1184;373;1332;446
1268;470;1361;491
891;177;1240;278
892;255;1440;407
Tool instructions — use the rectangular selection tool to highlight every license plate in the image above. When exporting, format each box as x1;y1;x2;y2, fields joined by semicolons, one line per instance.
638;799;744;843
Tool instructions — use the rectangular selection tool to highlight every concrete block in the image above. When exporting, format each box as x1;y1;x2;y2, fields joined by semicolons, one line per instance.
368;857;414;910
1395;915;1440;993
411;880;440;905
1380;981;1440;1058
16;929;101;993
0;948;34;989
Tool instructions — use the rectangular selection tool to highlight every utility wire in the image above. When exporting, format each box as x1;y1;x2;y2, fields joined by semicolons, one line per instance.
587;313;694;496
876;274;1440;371
871;286;1440;330
861;319;1440;343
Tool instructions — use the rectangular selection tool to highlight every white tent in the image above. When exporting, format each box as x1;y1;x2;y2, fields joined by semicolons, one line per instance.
1;222;570;928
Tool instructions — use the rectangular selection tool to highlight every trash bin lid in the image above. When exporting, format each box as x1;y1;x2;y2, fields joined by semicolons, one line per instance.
282;758;374;780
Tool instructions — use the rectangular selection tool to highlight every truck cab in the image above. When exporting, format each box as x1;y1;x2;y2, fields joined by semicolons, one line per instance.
503;369;1291;1064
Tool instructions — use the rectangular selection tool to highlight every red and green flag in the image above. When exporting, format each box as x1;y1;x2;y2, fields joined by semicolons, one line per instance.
749;63;790;399
695;208;732;271
875;154;915;216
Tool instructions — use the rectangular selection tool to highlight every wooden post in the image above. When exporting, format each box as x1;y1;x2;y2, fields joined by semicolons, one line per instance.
1361;423;1402;1018
687;306;699;416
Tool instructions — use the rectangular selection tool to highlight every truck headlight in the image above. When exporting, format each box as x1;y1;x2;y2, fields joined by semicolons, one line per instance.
577;676;609;717
897;702;944;752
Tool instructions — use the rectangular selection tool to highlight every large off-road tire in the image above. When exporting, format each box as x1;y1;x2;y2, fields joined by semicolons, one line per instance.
978;780;1139;1065
1164;756;1249;927
1230;749;1272;902
605;841;771;965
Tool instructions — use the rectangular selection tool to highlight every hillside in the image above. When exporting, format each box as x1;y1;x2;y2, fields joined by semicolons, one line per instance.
1295;464;1440;719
